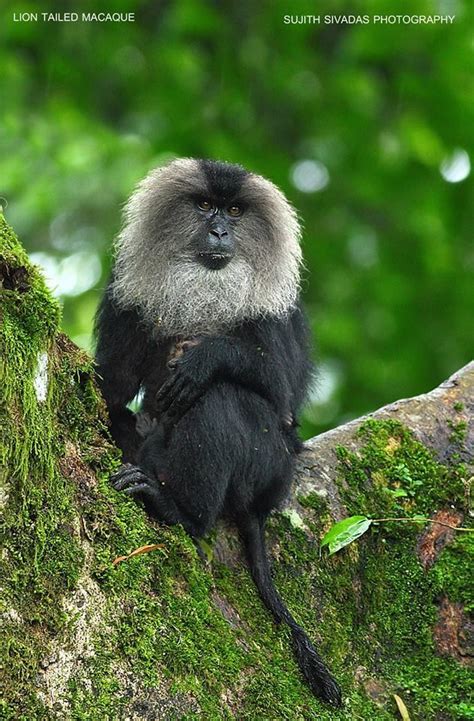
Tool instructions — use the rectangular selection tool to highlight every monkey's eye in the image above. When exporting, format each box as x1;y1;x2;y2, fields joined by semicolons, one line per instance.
197;199;213;212
228;205;242;217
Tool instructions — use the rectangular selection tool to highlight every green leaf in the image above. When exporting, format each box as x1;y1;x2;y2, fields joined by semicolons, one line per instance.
386;488;408;498
393;462;413;483
321;516;372;555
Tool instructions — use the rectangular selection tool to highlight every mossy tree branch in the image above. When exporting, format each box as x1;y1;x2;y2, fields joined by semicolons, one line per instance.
1;213;472;721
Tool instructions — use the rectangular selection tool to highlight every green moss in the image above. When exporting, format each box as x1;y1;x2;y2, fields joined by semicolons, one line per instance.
431;534;474;612
297;490;330;516
66;489;247;718
329;419;473;720
1;214;84;712
0;623;49;720
335;418;466;517
447;418;468;445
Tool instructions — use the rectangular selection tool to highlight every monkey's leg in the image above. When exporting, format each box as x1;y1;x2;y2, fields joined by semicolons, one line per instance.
111;422;196;531
146;398;233;536
108;407;142;464
111;463;204;535
113;415;227;538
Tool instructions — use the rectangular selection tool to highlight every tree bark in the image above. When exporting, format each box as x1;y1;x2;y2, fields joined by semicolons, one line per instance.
1;213;472;721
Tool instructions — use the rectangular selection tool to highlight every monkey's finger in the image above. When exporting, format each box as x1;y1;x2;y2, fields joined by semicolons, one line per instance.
177;381;203;407
113;476;142;491
156;375;178;398
164;386;203;424
123;482;162;507
156;377;187;414
123;482;152;496
155;378;177;406
111;465;140;480
112;467;149;490
111;466;139;486
111;463;133;475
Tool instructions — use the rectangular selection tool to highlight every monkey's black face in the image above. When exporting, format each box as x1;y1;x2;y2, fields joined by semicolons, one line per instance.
193;198;243;270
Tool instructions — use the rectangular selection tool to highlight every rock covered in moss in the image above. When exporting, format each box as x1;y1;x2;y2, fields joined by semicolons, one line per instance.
1;213;472;720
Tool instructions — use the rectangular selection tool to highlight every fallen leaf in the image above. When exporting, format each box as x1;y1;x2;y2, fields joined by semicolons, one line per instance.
394;693;411;720
112;543;165;565
198;538;214;563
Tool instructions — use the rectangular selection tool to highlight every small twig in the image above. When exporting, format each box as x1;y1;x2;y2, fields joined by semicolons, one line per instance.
371;517;473;532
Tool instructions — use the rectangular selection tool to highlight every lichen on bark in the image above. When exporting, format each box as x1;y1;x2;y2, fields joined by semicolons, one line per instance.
1;213;472;720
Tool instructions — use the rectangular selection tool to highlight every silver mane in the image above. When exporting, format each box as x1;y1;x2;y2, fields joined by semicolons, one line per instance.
111;158;302;336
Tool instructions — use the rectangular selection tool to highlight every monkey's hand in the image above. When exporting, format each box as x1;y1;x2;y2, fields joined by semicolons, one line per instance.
156;345;212;426
135;412;157;439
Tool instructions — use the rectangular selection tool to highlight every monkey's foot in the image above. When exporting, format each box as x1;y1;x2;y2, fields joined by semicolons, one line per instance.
111;464;163;500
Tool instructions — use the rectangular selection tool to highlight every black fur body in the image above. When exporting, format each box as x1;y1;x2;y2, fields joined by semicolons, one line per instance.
95;158;342;706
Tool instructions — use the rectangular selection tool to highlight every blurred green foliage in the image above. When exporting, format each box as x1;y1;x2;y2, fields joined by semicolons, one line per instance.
1;0;473;438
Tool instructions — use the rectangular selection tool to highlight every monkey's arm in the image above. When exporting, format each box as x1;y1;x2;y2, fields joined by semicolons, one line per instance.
95;287;150;462
156;306;312;426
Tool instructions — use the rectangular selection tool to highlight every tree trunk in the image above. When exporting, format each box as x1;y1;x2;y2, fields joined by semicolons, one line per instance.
1;213;472;721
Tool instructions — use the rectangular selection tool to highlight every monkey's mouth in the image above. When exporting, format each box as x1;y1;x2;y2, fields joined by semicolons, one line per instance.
197;252;233;270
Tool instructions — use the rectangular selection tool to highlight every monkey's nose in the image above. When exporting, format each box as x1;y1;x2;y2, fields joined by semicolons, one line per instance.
209;226;228;241
199;225;235;268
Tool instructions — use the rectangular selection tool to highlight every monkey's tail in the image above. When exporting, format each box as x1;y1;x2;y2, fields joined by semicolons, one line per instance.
239;515;342;707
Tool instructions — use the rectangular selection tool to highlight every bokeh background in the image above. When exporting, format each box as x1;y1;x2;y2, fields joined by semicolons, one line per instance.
1;0;473;439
